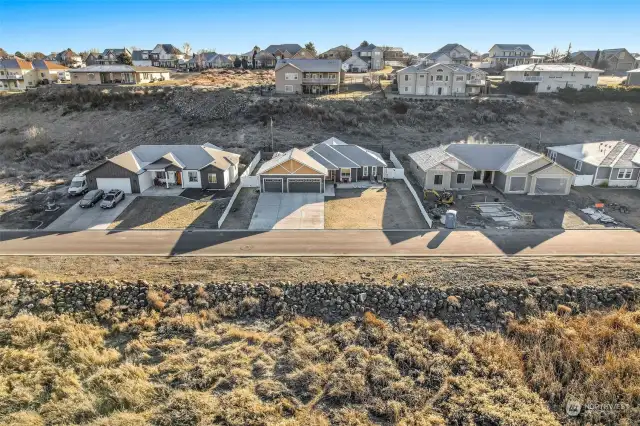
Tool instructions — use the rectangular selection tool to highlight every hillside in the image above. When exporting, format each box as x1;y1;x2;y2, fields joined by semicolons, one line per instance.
1;86;639;185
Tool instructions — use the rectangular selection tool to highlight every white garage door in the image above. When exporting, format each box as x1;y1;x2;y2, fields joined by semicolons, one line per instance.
96;178;132;194
573;175;594;186
533;177;569;195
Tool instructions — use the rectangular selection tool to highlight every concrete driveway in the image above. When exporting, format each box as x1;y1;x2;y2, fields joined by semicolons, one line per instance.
46;195;136;231
249;193;324;230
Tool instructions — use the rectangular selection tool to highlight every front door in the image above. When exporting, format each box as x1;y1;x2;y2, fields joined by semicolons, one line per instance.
483;171;493;184
176;172;182;185
437;87;442;95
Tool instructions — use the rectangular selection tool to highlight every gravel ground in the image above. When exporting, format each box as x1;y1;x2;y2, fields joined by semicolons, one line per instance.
325;181;428;229
220;187;260;229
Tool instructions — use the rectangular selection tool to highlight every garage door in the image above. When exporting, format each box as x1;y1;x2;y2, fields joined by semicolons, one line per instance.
262;178;283;192
96;178;132;194
288;178;322;193
573;175;594;186
533;177;569;195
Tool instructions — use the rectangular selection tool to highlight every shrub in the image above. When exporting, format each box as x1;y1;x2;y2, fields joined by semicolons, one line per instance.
94;299;113;316
146;290;167;311
557;86;640;103
1;266;37;278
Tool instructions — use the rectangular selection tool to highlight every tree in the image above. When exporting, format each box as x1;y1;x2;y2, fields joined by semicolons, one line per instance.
304;42;317;56
360;41;369;47
32;52;45;60
0;48;8;58
595;59;609;71
563;43;573;63
117;53;132;65
197;48;216;54
592;49;601;67
234;56;242;68
182;42;192;56
402;55;418;67
546;47;562;63
241;58;248;69
14;51;25;59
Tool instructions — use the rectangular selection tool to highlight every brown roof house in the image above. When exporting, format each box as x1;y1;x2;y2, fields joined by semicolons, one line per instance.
275;58;343;95
85;143;241;194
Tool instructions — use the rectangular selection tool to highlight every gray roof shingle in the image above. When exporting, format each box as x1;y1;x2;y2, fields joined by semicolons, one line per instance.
304;137;385;169
493;44;534;51
264;44;303;55
275;58;342;72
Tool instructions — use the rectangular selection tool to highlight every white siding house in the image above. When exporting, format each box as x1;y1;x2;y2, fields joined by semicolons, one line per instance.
503;64;603;93
397;63;487;96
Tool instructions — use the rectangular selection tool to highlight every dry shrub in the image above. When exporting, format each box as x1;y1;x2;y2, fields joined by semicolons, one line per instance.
146;290;167;311
4;411;45;426
268;286;283;297
363;311;386;330
1;266;37;278
85;364;159;414
88;411;149;426
446;295;460;308
94;299;113;316
556;304;572;316
152;390;216;426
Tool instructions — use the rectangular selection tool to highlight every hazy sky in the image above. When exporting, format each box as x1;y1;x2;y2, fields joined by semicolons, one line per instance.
1;0;639;55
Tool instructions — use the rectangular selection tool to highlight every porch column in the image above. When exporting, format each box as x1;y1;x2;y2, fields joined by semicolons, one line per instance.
165;171;169;188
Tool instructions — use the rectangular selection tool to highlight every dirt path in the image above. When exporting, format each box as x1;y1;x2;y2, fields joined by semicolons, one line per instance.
2;256;638;286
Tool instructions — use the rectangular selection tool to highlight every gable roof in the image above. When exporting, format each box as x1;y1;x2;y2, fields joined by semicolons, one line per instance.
102;48;129;56
398;62;487;75
353;44;380;53
107;144;240;174
344;55;369;66
548;141;640;168
275;58;342;72
410;143;547;173
303;137;386;170
0;58;33;70
256;148;328;175
31;60;68;70
491;44;534;52
572;50;598;60
264;44;303;55
155;44;182;55
426;44;471;59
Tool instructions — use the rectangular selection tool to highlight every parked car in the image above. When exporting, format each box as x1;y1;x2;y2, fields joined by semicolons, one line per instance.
68;171;89;196
79;189;104;208
100;189;125;209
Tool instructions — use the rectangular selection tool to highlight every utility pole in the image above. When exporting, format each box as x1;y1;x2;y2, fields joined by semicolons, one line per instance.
270;117;274;152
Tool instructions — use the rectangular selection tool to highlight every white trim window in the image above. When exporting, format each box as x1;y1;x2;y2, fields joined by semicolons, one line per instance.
455;75;464;81
434;174;443;185
284;72;298;80
362;166;369;177
208;173;217;184
371;167;377;177
574;160;582;172
456;173;466;184
617;169;633;179
188;171;199;182
284;85;293;92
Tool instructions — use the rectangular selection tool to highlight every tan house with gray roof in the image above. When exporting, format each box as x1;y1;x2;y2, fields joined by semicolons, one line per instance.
275;58;344;95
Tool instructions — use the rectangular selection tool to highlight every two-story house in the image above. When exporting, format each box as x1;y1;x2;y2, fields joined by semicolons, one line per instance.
275;59;343;95
351;44;384;70
572;48;636;73
132;50;153;67
318;45;352;61
383;47;405;65
421;44;473;66
503;64;603;93
32;60;70;82
264;44;304;59
55;49;83;68
0;58;39;91
488;44;538;67
149;44;184;68
396;63;488;96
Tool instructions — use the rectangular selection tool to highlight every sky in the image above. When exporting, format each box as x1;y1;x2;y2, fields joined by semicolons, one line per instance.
1;0;639;56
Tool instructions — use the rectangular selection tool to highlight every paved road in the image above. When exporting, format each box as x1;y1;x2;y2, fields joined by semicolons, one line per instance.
0;229;638;257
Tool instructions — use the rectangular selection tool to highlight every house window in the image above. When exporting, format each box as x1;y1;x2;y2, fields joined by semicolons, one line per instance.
340;168;351;178
456;173;466;184
617;169;633;179
436;68;443;72
40;73;44;77
371;167;377;177
473;171;482;180
574;160;582;171
284;85;293;92
548;151;557;161
584;72;590;79
430;75;433;81
363;166;369;177
434;175;443;185
188;171;198;182
208;173;217;184
285;72;298;80
419;74;425;78
404;87;409;92
455;75;464;81
0;71;4;75
445;76;449;81
436;75;443;81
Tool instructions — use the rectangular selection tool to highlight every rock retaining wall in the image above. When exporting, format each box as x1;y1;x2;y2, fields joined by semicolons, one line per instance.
1;279;637;330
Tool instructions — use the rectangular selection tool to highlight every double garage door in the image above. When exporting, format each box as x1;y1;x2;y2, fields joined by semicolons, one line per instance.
532;177;569;195
96;178;133;194
262;178;323;193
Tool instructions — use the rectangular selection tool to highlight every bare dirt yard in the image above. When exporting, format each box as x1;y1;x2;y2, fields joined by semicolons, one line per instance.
107;196;228;229
219;187;260;229
152;68;275;89
325;181;428;229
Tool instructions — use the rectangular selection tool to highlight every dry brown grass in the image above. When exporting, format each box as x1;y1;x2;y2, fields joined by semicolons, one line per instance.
107;197;220;230
0;266;37;278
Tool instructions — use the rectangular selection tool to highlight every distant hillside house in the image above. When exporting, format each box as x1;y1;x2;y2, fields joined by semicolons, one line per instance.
503;63;603;93
132;50;153;67
55;49;83;67
547;141;640;188
572;48;636;73
150;44;184;68
264;44;303;59
351;43;384;70
275;58;343;95
421;44;473;66
627;68;640;87
69;65;170;85
318;45;352;60
32;60;70;82
397;63;488;96
343;55;369;73
488;44;538;67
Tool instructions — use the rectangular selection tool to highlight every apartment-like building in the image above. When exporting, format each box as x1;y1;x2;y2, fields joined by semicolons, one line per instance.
503;64;603;93
396;63;488;96
351;44;384;70
275;59;343;95
487;44;541;67
0;58;39;90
